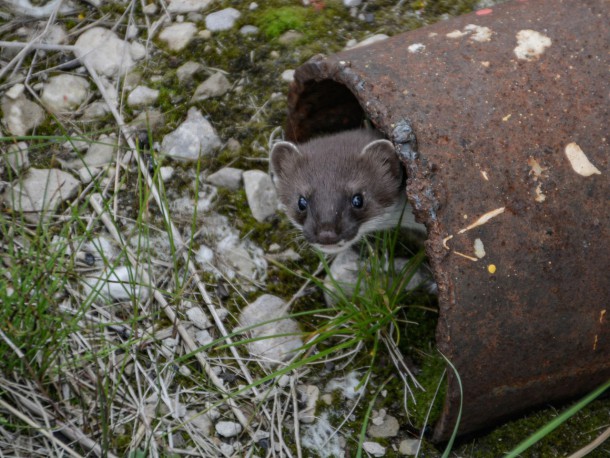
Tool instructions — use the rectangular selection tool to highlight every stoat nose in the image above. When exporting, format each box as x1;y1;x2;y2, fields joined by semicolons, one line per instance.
317;229;340;245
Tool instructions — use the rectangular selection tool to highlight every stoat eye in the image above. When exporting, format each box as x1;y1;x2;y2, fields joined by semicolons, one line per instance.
297;195;308;212
351;193;364;209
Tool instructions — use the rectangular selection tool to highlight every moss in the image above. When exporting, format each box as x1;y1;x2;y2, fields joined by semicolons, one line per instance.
255;6;310;38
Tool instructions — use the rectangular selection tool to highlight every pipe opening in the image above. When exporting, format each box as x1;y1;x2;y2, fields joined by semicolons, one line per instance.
286;79;365;143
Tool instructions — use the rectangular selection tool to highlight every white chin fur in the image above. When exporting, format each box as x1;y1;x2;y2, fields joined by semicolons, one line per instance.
312;239;358;255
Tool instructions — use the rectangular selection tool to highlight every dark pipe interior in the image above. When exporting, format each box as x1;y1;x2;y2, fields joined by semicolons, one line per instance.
286;79;364;143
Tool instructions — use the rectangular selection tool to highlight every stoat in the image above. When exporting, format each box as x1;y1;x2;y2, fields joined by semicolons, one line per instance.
269;129;425;254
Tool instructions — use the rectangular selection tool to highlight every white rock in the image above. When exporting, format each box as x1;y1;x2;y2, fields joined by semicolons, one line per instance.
194;329;213;346
206;167;243;190
280;69;295;83
5;84;25;99
298;385;320;424
240;25;259;35
143;3;158;15
1;89;45;135
215;421;242;438
219;443;234;456
196;184;218;213
343;0;362;6
216;233;265;281
367;415;400;438
1;168;79;223
129;109;165;132
249;2;258;10
191;72;231;102
159;166;175;181
77;166;100;184
205;8;241;31
324;249;361;305
243;170;278;222
186;410;212;436
176;61;203;83
41;24;67;45
238;294;302;366
127;85;160;107
168;0;214;13
82;265;150;302
186;307;211;329
41;74;89;113
363;442;386;457
161;107;221;160
179;365;191;376
159;22;197;51
347;33;389;49
74;27;137;77
79;237;118;267
399;439;420;456
130;41;147;60
6;142;30;173
81;101;109;120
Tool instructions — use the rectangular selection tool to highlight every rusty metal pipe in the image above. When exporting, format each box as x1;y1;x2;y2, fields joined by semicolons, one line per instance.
285;0;609;441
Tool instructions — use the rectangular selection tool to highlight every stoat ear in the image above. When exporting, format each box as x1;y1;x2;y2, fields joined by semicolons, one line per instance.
360;139;398;163
269;141;301;184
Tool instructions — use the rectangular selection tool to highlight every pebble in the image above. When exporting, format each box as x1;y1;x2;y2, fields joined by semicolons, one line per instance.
176;61;203;83
186;307;211;329
167;0;214;13
161;107;221;160
344;0;362;6
240;25;259;36
1;168;80;223
347;33;389;49
242;170;278;222
159;166;175;181
323;249;361;305
278;30;303;44
82;265;149;302
238;294;303;366
74;27;138;77
186;410;212;436
194;329;213;346
367;415;400;438
216;233;267;283
129;109;166;132
191;72;231;102
81;101;109;120
127;85;160;107
84;134;117;167
5;142;30;174
159;22;198;51
143;2;158;15
297;385;320;424
226;138;241;152
130;41;147;61
1;87;45;135
205;8;241;31
280;69;295;83
363;442;386;457
215;420;242;438
399;439;420;456
41;74;89;113
206;167;243;190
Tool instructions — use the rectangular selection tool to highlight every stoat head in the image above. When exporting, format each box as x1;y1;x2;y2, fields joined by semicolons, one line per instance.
269;130;406;254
